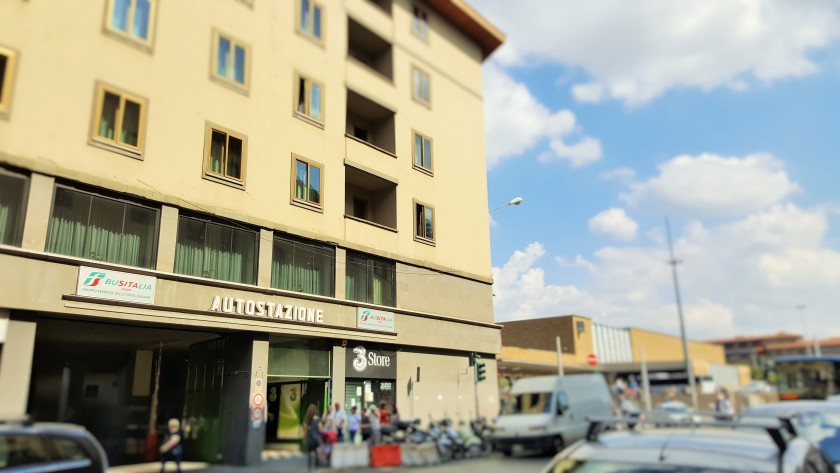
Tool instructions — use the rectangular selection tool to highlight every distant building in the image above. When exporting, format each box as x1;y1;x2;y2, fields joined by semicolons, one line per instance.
707;332;802;365
499;315;745;390
765;337;840;358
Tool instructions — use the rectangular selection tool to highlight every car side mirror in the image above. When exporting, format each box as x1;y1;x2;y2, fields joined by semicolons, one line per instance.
557;396;569;415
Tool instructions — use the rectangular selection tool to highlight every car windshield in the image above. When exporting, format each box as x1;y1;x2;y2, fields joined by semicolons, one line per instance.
792;412;840;463
507;392;553;415
550;459;745;473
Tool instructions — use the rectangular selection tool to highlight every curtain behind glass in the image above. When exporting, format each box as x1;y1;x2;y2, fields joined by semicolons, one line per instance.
174;216;256;284
121;99;141;147
99;92;120;140
345;254;368;303
271;237;334;296
209;130;225;174
0;173;25;246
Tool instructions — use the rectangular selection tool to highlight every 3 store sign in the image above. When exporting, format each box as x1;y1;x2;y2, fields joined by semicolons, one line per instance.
346;345;397;379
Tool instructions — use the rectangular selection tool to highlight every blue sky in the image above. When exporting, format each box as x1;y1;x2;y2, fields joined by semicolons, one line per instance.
475;1;840;340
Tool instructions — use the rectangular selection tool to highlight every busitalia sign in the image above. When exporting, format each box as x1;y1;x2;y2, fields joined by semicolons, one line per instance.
76;266;156;304
357;307;395;332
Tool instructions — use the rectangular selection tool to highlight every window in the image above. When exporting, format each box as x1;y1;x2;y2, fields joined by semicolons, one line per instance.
346;252;395;307
292;157;322;209
91;84;147;156
0;435;50;468
352;197;367;219
295;75;324;124
211;30;250;91
105;0;156;47
204;123;246;186
45;186;159;268
0;46;17;117
414;201;434;243
271;235;335;297
298;0;324;42
412;66;430;105
174;215;257;284
0;169;28;246
49;438;89;462
411;5;428;40
412;131;432;173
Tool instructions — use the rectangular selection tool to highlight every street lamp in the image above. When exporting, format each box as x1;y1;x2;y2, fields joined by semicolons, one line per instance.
490;197;523;213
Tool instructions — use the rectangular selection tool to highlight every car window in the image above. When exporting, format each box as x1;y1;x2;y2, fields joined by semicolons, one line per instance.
509;392;553;415
0;434;50;468
50;437;89;461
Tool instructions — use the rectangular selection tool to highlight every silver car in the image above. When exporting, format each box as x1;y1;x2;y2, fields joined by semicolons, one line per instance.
744;401;840;468
541;417;833;473
0;420;108;473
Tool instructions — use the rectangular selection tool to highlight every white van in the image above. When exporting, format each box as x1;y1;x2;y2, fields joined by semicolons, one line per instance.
492;374;613;455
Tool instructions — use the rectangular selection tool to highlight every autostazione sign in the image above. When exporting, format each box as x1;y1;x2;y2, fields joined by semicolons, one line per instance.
357;307;395;332
76;265;156;305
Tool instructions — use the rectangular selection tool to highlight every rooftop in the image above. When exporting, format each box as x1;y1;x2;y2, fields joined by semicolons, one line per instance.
706;332;802;345
426;0;505;59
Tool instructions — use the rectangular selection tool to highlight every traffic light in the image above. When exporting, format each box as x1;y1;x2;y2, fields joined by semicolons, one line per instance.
474;353;486;382
469;352;476;367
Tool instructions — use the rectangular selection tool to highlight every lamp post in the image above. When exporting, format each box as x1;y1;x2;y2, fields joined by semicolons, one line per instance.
666;218;698;409
490;197;523;213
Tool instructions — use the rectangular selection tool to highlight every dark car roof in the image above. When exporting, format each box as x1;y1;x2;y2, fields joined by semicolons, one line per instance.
564;428;785;473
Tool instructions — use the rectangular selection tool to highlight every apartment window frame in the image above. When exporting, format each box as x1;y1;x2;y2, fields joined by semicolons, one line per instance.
203;122;248;189
45;184;160;269
271;233;335;297
0;167;29;247
291;154;324;212
297;0;325;45
411;130;433;175
89;82;148;159
345;251;396;308
0;45;19;119
210;29;251;94
293;73;325;127
103;0;158;51
174;213;258;285
411;65;431;107
411;4;429;41
413;199;435;245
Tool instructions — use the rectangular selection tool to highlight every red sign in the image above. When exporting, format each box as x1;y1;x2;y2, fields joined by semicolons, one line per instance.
251;407;264;421
253;393;264;406
587;353;598;366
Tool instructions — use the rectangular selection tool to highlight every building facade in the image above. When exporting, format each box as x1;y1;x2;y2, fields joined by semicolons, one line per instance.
0;0;503;465
707;332;802;365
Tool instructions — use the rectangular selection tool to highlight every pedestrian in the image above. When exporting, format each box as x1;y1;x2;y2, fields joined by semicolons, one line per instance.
322;404;336;434
347;406;361;443
158;418;183;473
303;404;322;468
367;406;382;445
715;389;734;417
390;405;401;426
333;402;347;442
379;402;390;425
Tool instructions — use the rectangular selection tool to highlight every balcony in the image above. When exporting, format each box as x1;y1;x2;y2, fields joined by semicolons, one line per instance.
348;17;393;82
346;89;396;156
345;0;392;41
344;163;397;231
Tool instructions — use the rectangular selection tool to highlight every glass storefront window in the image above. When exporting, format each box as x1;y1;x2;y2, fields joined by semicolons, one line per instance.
45;186;158;268
0;169;27;246
174;215;257;284
271;235;335;297
346;252;395;307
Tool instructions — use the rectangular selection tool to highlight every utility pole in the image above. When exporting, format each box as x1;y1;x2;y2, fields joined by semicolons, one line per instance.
556;336;565;377
666;218;698;409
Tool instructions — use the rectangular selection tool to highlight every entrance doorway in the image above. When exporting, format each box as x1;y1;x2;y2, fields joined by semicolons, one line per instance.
28;317;221;466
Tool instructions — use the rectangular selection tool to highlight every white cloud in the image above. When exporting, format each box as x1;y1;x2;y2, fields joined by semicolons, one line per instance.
588;208;639;241
601;167;637;182
478;0;840;105
621;153;800;216
483;64;602;169
493;203;840;340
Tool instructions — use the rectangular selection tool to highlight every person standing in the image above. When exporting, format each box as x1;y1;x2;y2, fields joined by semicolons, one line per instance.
303;404;322;466
333;402;348;442
347;406;361;443
367;406;382;445
158;418;183;473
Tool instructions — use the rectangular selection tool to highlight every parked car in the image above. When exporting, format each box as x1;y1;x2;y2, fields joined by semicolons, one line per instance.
0;419;108;473
744;401;840;467
541;416;834;473
646;400;700;425
493;374;613;456
738;380;776;394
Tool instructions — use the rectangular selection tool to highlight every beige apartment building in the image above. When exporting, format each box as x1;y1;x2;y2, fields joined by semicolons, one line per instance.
0;0;503;465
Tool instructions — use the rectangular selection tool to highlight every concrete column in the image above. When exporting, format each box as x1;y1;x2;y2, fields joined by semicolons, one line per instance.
335;247;346;299
220;333;269;466
21;173;55;251
332;346;346;407
155;206;179;272
257;229;274;287
0;312;36;417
